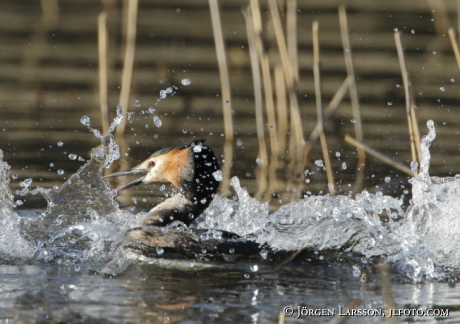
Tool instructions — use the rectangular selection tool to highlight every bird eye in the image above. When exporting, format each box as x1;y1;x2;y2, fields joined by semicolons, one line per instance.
149;161;156;168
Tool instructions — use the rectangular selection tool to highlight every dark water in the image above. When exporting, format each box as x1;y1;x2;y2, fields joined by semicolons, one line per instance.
0;261;457;324
1;1;460;323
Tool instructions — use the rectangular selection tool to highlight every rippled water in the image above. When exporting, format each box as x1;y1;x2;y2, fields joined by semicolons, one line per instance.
0;109;459;322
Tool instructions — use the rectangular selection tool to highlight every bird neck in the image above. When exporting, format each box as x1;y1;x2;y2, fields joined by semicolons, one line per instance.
180;144;220;214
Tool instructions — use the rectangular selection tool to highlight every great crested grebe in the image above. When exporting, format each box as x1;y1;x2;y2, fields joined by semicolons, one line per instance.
105;139;220;227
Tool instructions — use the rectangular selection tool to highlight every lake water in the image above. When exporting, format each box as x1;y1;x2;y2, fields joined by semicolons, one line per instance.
2;1;460;323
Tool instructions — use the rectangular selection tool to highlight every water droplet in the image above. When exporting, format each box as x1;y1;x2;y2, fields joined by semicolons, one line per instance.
181;78;191;86
159;184;166;191
193;143;202;152
57;169;64;175
229;248;235;254
188;260;195;267
165;87;173;93
153;116;162;127
335;152;340;158
260;249;268;260
387;101;393;106
410;161;418;173
350;119;356;124
411;29;415;34
15;200;23;206
314;159;324;167
305;179;310;184
21;178;32;187
80;116;90;126
12;174;18;180
212;170;222;181
57;141;64;147
236;138;243;146
352;265;361;277
74;265;81;272
394;27;398;31
385;176;391;183
440;87;445;92
200;198;207;204
182;129;188;134
156;247;164;255
451;78;455;83
250;265;259;272
68;153;77;160
256;157;263;165
342;162;347;170
244;273;250;279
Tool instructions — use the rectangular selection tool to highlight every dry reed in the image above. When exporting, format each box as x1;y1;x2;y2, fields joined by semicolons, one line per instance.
305;76;351;159
98;12;109;135
268;0;304;148
275;65;288;155
394;31;421;167
248;0;279;157
116;0;138;139
208;0;233;195
312;21;335;195
448;27;460;71
344;135;416;177
242;7;269;199
112;0;138;202
40;0;59;29
338;5;365;191
286;0;298;84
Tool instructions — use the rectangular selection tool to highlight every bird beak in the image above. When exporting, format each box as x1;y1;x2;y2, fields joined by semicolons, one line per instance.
104;168;149;192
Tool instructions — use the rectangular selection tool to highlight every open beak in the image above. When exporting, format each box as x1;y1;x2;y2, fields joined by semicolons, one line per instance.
104;168;149;192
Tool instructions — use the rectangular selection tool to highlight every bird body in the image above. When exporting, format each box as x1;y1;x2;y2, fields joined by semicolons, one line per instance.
106;139;220;227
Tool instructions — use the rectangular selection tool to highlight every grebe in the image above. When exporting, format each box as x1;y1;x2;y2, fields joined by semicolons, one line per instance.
105;139;220;226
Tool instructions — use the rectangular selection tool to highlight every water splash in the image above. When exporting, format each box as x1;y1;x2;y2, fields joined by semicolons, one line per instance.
0;116;459;282
0;150;33;261
199;178;403;258
19;106;142;263
390;120;460;280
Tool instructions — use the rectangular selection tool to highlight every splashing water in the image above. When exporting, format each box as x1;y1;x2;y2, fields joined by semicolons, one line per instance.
16;106;143;263
0;150;33;261
0;117;459;281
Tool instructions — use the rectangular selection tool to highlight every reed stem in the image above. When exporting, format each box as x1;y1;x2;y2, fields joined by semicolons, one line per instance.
209;0;233;195
448;27;460;71
394;31;421;167
275;65;288;155
116;0;138;138
345;135;416;177
249;0;278;156
98;12;109;135
268;0;304;147
286;0;298;84
312;21;335;195
243;7;269;199
306;76;350;153
339;5;365;190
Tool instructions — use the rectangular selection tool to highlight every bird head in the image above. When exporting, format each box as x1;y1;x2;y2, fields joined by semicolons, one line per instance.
105;139;219;200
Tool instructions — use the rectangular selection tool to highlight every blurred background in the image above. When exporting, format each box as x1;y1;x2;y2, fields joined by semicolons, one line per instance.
1;0;459;211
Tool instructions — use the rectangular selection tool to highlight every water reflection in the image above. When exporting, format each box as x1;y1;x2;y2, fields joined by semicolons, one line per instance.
0;263;456;323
